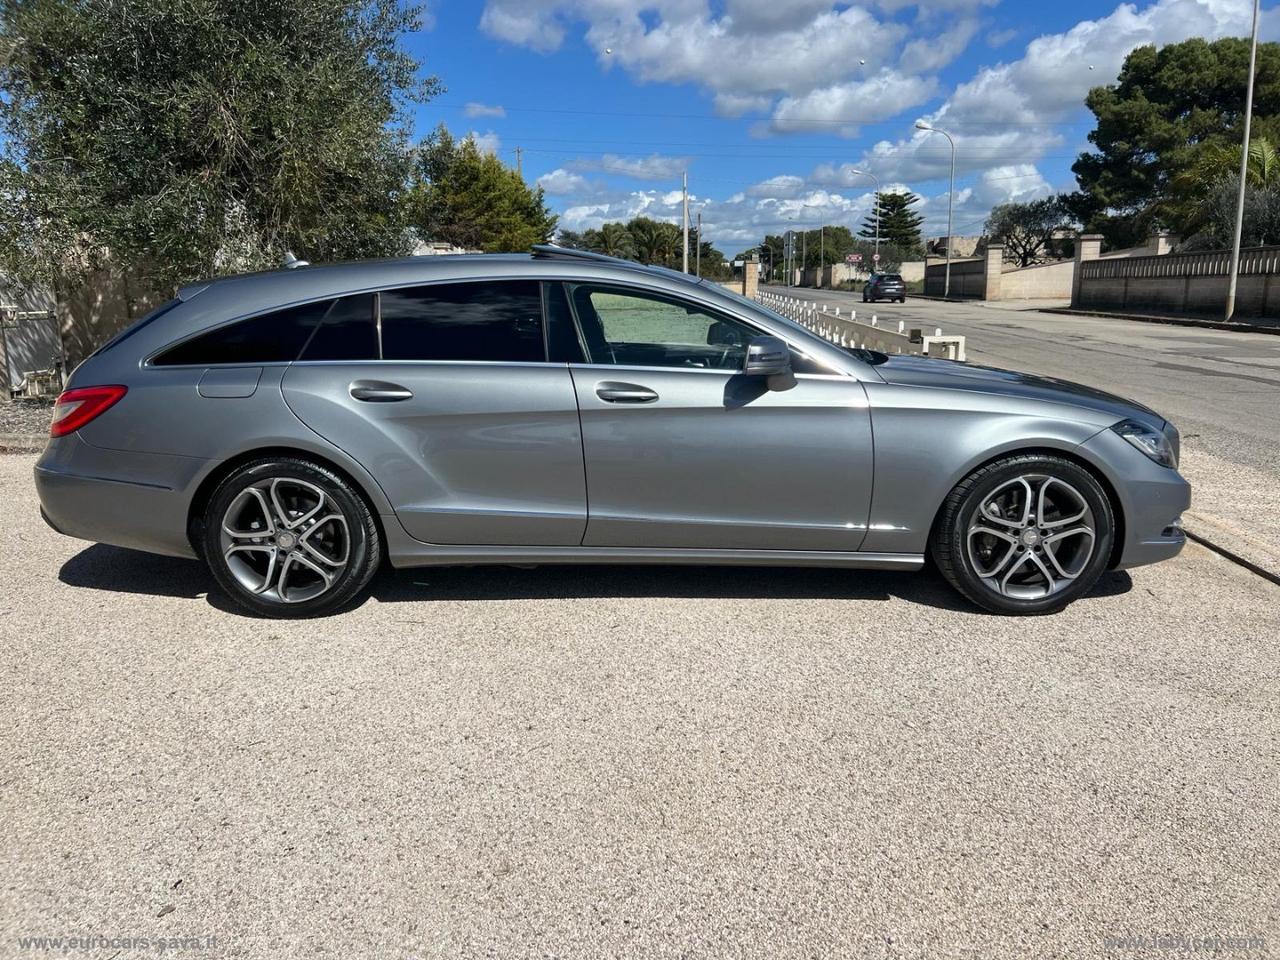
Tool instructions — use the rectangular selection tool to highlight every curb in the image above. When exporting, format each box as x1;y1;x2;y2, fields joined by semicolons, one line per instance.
1184;527;1280;588
1042;307;1280;336
0;433;44;454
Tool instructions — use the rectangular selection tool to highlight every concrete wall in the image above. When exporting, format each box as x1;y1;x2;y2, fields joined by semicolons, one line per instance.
999;258;1076;299
1072;242;1280;319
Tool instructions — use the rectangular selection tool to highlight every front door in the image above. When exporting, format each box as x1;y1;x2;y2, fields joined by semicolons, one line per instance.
565;283;874;551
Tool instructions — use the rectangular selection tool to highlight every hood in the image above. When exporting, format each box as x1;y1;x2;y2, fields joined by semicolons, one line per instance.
872;354;1165;429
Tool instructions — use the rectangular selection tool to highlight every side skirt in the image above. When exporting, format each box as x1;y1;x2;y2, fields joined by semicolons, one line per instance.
385;536;923;572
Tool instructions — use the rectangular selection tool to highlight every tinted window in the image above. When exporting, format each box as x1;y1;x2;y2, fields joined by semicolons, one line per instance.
298;294;377;361
154;299;331;366
380;281;545;362
570;285;757;370
544;282;584;363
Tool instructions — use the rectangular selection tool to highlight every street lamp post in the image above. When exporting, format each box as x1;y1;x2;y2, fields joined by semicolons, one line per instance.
849;169;880;267
915;120;956;298
1227;0;1262;321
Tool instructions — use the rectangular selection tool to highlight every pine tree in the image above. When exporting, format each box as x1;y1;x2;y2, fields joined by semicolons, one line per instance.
860;191;925;254
408;125;557;252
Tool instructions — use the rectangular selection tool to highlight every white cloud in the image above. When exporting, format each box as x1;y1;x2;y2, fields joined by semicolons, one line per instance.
479;1;909;101
463;102;506;119
745;175;806;199
467;130;502;156
571;153;689;181
898;18;980;74
536;168;590;195
855;0;1266;184
769;70;938;137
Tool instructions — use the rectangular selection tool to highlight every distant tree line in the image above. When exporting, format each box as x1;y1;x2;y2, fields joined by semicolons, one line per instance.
556;219;732;279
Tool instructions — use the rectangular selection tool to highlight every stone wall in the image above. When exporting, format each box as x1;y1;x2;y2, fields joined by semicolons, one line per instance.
1072;240;1280;319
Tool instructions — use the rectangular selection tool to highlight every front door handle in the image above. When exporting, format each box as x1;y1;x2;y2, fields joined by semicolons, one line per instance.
349;380;414;402
596;381;658;404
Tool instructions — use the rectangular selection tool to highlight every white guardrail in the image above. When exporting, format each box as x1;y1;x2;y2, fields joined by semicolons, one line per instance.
757;291;966;361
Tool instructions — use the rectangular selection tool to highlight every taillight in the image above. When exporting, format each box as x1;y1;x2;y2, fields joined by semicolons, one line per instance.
49;385;128;438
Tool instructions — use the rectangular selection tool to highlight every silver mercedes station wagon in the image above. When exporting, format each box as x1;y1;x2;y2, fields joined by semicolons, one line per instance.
35;245;1190;617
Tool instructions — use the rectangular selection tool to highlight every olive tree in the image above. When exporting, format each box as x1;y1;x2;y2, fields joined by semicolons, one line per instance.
0;0;439;296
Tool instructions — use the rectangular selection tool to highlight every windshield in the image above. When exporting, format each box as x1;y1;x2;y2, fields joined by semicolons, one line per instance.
707;282;888;366
879;274;904;282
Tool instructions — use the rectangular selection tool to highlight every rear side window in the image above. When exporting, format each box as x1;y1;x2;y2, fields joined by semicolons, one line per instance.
298;294;377;361
380;280;545;363
153;299;332;366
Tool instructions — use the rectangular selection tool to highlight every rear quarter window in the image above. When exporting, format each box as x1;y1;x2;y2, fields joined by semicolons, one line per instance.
153;299;335;366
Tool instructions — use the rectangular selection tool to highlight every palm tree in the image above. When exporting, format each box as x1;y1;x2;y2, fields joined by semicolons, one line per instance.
597;222;635;259
1164;136;1280;235
626;217;663;265
653;221;682;268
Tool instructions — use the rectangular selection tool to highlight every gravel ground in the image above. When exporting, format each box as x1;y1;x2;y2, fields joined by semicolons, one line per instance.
2;453;1278;959
0;398;53;446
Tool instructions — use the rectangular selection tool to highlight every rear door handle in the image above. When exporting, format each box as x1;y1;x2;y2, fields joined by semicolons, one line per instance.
349;380;413;402
595;381;658;404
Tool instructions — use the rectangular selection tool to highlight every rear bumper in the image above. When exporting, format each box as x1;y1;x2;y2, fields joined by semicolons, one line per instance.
34;434;208;559
1078;428;1191;570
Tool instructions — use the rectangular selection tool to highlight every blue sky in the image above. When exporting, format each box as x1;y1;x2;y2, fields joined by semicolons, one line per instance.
407;0;1273;254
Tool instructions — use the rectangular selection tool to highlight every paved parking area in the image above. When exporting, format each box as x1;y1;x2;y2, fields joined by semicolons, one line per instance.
3;453;1278;958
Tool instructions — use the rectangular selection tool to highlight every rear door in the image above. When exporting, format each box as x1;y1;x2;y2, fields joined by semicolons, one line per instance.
282;280;587;546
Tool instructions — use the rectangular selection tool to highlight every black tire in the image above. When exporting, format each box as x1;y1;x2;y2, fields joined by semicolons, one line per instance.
930;454;1114;614
898;297;906;303
203;457;381;618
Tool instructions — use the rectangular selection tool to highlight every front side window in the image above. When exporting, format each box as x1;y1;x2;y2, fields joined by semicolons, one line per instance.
379;280;545;363
153;299;333;366
568;285;756;370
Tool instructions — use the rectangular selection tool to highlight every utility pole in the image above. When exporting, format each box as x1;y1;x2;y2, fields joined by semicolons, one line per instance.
515;146;523;178
682;170;690;274
695;211;702;277
1227;0;1261;321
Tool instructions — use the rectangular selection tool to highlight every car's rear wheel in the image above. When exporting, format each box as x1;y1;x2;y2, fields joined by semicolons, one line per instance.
931;454;1114;614
203;457;381;618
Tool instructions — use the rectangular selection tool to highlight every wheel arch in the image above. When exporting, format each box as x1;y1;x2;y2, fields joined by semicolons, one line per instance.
927;443;1126;569
185;445;392;560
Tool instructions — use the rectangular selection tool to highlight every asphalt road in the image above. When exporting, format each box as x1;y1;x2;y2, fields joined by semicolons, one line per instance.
763;286;1280;575
3;453;1278;958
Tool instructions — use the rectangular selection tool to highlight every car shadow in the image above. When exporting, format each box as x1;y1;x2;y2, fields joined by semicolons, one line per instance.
57;543;1134;617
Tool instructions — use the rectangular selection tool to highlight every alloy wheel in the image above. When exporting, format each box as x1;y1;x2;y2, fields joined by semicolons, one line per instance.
965;474;1096;601
218;477;350;604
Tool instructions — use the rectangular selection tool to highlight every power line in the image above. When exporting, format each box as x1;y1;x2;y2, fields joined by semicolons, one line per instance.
435;100;1096;130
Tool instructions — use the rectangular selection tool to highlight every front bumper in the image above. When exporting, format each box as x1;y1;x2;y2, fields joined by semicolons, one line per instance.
1079;427;1191;570
35;434;208;559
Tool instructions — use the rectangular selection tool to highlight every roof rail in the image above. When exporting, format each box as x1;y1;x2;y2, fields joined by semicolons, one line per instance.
529;243;704;287
530;244;630;265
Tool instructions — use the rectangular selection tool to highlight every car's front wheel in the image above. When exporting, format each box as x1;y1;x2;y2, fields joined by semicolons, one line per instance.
203;457;381;617
931;454;1114;614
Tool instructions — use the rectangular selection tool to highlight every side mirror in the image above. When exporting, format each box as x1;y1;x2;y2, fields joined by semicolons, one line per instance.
743;335;791;377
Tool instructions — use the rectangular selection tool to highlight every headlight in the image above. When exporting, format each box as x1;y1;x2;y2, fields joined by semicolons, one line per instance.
1112;419;1177;468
